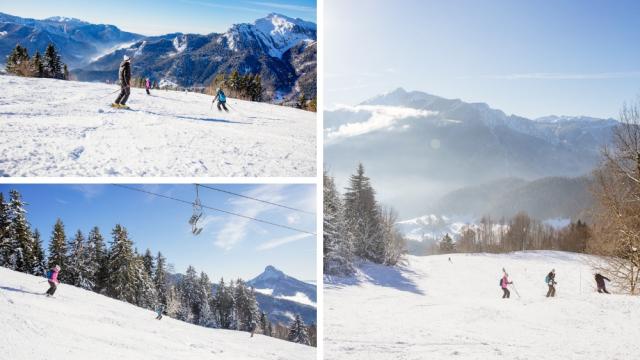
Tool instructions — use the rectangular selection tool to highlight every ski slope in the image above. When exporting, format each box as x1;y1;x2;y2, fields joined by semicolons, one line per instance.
0;76;316;177
0;267;315;360
325;251;640;359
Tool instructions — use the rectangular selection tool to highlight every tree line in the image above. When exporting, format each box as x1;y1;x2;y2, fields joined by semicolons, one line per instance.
208;69;263;102
5;43;69;80
428;213;591;255
324;164;406;276
0;190;313;345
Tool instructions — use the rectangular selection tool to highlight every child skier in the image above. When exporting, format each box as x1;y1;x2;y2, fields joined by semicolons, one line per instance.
501;271;512;299
113;55;132;108
212;87;229;112
45;265;61;297
595;273;611;294
545;269;557;297
155;304;165;320
145;78;151;95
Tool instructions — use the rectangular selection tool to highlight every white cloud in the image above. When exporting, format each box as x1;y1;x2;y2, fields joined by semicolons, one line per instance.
256;233;312;251
287;213;300;225
70;185;104;199
325;105;437;142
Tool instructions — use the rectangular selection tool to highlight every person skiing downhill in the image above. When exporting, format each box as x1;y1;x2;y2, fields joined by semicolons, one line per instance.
212;87;228;112
113;55;132;108
145;78;151;95
501;271;512;299
545;269;557;297
595;273;611;294
155;304;165;320
45;265;61;297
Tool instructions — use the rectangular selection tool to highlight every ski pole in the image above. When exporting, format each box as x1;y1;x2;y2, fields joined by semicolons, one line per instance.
511;283;521;298
100;88;121;99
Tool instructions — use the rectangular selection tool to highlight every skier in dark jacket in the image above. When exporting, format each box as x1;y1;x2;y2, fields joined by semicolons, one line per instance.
113;55;132;107
155;304;165;320
545;269;557;297
212;87;228;112
595;273;610;294
45;265;61;297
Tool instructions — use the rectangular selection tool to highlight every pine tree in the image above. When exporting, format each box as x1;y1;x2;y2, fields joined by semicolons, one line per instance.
43;43;62;79
31;229;47;276
5;44;31;76
63;64;69;80
106;224;139;303
142;249;154;278
31;51;44;78
344;163;384;263
214;277;234;329
0;192;13;268
48;219;68;281
323;171;354;275
87;226;107;292
8;190;34;272
197;272;214;327
66;230;94;289
287;314;310;345
154;251;169;307
179;265;200;323
439;233;455;254
134;253;157;309
229;69;240;92
260;311;270;336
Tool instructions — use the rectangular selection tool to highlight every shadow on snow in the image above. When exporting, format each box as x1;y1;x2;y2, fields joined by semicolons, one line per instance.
325;261;424;295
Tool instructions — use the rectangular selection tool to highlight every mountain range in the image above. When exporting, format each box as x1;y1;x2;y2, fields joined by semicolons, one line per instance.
324;88;617;219
0;12;316;102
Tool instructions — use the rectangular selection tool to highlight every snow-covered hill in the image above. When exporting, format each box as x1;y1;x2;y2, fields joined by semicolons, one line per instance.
0;76;316;177
325;251;640;359
0;267;314;360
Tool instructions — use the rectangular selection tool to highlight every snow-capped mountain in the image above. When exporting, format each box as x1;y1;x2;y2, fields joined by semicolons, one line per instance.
74;13;316;102
248;265;316;305
325;88;616;217
0;12;143;68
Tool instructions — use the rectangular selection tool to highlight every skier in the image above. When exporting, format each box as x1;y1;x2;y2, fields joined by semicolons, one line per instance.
212;87;228;112
595;273;611;294
501;271;512;299
45;265;61;297
545;269;557;297
155;304;165;320
145;78;151;95
113;55;132;108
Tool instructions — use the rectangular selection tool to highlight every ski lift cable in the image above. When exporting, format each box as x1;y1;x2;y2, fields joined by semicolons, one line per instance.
196;183;315;215
112;184;316;235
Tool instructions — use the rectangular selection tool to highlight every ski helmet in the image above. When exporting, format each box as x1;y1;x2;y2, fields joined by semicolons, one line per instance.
216;87;221;92
123;54;131;61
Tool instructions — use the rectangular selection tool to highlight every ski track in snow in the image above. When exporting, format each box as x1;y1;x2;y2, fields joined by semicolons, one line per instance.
0;76;316;177
0;267;315;360
324;251;640;360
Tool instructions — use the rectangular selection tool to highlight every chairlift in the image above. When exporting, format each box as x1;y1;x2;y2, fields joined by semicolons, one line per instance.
189;184;204;235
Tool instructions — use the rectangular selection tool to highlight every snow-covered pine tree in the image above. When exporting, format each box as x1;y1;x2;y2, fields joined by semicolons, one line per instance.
197;272;214;327
133;253;157;309
8;189;35;273
87;226;107;292
154;251;169;307
66;230;94;290
0;192;12;267
439;233;455;254
142;249;155;279
260;312;271;336
5;44;31;76
47;218;68;281
106;224;139;303
178;265;200;323
214;277;234;329
31;229;47;276
233;279;260;332
344;163;385;264
287;314;310;345
323;171;354;275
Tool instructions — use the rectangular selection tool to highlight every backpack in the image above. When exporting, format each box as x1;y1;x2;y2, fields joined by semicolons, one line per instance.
499;278;503;287
218;91;226;102
46;270;52;279
545;275;549;284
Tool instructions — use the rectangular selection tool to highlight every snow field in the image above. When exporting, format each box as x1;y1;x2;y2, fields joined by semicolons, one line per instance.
0;76;316;177
0;266;315;360
324;251;640;360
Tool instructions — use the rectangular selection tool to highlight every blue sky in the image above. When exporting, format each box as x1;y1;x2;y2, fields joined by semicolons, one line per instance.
326;0;640;119
0;184;316;282
1;0;316;35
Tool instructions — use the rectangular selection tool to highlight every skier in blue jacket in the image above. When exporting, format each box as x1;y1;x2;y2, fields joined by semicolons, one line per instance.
212;87;229;112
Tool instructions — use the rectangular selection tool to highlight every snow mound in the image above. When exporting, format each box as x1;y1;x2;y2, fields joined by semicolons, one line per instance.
0;76;316;177
0;267;314;360
325;251;640;359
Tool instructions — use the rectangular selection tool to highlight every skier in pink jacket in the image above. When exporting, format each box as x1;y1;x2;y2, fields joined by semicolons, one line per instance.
145;78;151;95
45;265;61;297
501;272;512;299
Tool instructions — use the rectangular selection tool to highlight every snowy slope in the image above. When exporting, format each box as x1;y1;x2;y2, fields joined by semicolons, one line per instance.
325;251;640;359
0;76;316;177
0;267;315;360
